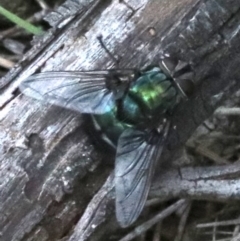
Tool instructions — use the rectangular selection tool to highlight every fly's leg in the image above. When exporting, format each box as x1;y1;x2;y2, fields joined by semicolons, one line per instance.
97;34;120;66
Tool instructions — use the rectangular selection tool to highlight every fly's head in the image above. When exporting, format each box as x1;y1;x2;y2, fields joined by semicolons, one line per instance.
159;56;194;99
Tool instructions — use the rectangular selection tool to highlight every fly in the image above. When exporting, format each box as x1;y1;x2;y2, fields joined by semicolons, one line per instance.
19;42;194;227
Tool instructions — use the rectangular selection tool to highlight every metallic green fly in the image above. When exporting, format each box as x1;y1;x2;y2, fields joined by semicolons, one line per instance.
19;56;194;227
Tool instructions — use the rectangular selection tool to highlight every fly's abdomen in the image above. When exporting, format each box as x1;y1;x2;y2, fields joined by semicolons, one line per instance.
91;108;131;148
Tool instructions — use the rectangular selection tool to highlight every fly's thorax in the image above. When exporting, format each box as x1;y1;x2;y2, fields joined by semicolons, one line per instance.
119;67;181;125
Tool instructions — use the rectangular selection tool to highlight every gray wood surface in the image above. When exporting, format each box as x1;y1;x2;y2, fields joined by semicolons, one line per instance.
0;0;240;240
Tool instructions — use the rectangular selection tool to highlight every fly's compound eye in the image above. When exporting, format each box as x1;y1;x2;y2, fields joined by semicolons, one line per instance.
173;63;194;98
175;78;194;98
159;56;194;99
159;57;178;77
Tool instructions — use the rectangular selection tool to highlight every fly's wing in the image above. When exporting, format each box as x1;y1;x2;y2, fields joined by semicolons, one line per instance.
19;70;134;114
115;124;169;227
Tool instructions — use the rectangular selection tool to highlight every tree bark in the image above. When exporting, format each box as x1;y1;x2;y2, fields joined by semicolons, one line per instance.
0;0;240;240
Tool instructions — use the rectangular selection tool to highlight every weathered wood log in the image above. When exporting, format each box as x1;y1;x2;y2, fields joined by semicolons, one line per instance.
0;0;240;240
